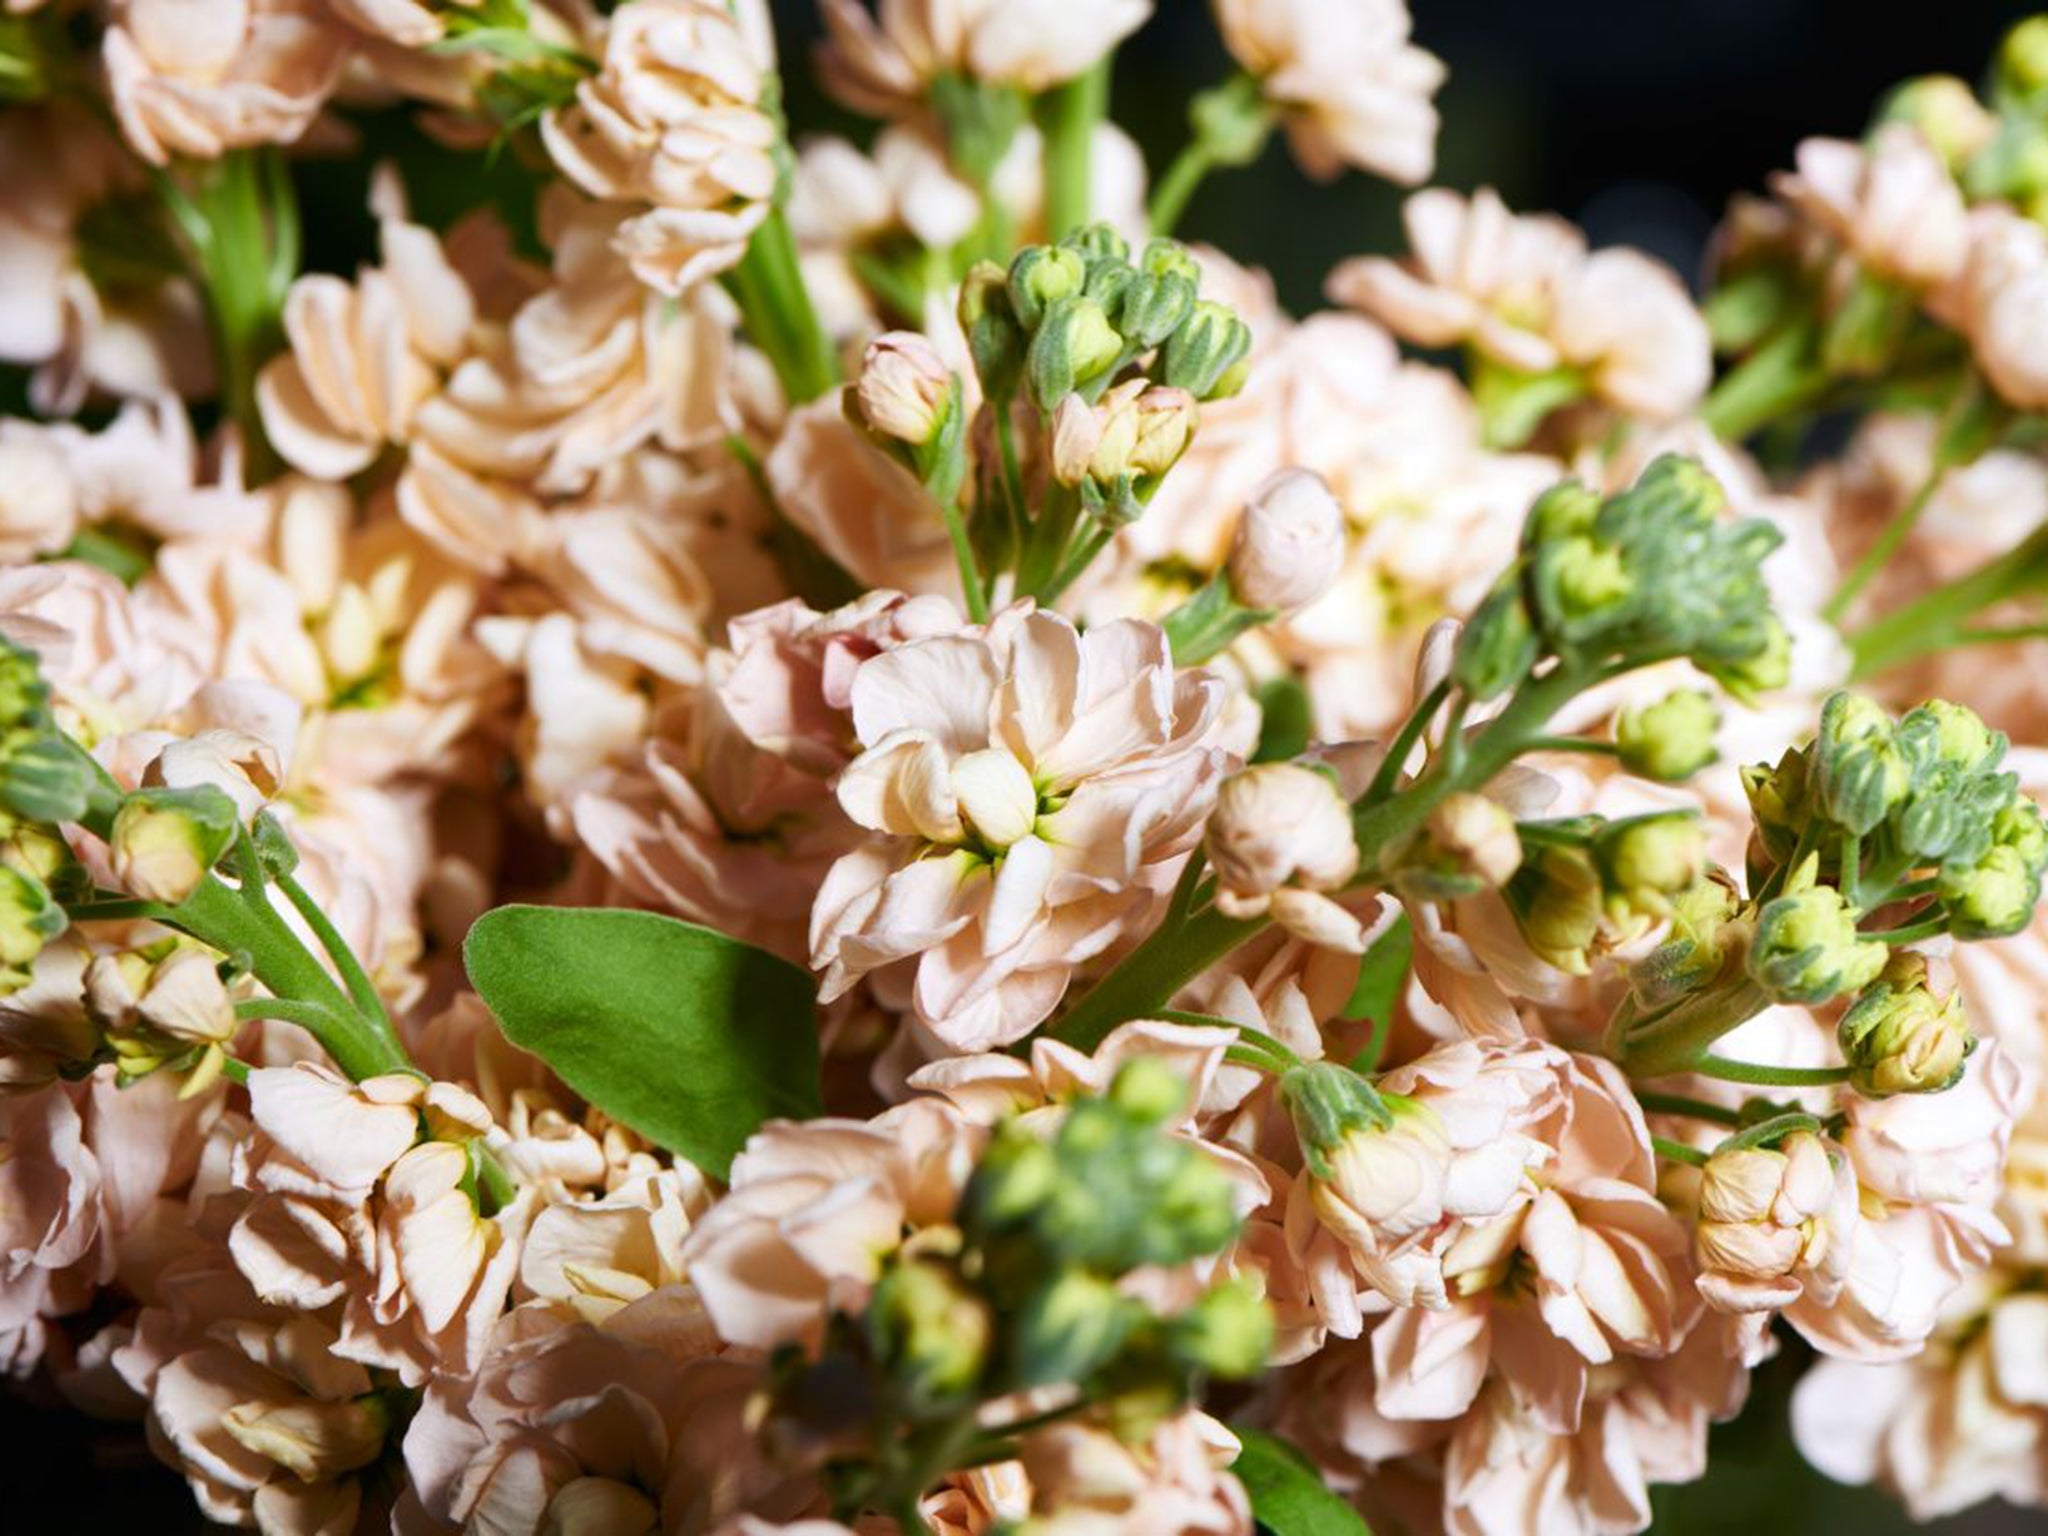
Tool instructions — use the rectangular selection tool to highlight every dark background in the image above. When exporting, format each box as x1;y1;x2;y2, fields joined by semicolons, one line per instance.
7;0;2046;1530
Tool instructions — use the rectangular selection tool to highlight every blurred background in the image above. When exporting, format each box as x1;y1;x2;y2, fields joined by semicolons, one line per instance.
8;0;2047;1530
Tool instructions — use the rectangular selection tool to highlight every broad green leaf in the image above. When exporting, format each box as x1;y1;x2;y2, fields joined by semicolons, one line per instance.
1230;1427;1371;1536
1344;912;1411;1073
463;905;822;1180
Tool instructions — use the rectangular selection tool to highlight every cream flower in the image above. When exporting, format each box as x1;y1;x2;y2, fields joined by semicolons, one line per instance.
1691;1131;1858;1314
1773;124;1970;289
1214;0;1445;185
1016;1410;1252;1535
541;0;777;294
104;0;349;166
677;1099;983;1351
811;604;1237;1050
1935;205;2048;412
817;0;1153;117
1329;188;1709;420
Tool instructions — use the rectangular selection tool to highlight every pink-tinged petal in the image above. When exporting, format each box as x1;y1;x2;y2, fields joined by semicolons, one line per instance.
984;835;1054;956
246;1064;422;1198
849;635;998;752
1372;1302;1490;1421
993;608;1081;769
837;730;962;841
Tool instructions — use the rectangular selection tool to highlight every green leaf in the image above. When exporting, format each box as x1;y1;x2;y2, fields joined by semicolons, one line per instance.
463;905;822;1180
1251;675;1313;764
1230;1427;1370;1536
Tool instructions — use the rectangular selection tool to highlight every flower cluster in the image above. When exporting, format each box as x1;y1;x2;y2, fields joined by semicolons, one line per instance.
8;3;2048;1534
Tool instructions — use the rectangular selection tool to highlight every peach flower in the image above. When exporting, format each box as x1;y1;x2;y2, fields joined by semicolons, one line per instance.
541;0;777;294
104;0;349;166
811;604;1238;1049
1773;125;1970;289
1016;1410;1252;1535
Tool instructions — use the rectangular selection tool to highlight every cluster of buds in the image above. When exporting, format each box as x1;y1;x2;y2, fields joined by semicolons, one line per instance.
965;225;1246;524
1453;454;1790;703
1502;812;1710;975
757;1062;1270;1520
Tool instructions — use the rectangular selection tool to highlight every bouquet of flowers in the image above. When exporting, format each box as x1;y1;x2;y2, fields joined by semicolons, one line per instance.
8;0;2048;1530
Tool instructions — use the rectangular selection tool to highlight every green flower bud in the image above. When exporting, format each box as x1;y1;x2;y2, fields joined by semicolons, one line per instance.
1159;301;1252;400
1278;1062;1394;1178
1060;222;1129;267
1188;73;1275;166
2000;16;2048;101
866;1258;991;1408
1505;845;1604;975
1813;692;1911;836
1939;843;2042;939
0;640;52;731
1699;612;1792;705
1878;75;1996;168
1026;297;1123;410
108;785;239;905
0;731;93;829
1914;699;2004;774
1450;571;1539;702
1629;868;1743;1007
962;260;1025;397
1167;1277;1273;1381
0;864;64;994
1838;953;1976;1097
1008;245;1086;330
1748;856;1888;1004
1741;746;1811;864
1141;238;1202;284
853;332;955;448
1597;814;1708;904
1523;479;1602;547
1616;691;1721;781
1116;270;1198;350
1014;1270;1135;1388
964;1124;1063;1235
1993;798;2048;873
1108;1056;1190;1127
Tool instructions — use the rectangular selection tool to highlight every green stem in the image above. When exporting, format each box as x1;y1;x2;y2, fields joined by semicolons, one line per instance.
234;996;355;1034
1148;140;1216;238
186;151;293;481
938;499;990;623
726;205;840;405
1526;735;1620;758
1049;901;1265;1053
1037;59;1109;238
1361;678;1452;806
1155;1009;1302;1068
175;878;408;1080
1634;1090;1745;1127
1692;1054;1851;1089
1847;520;2048;680
275;870;396;1039
1825;460;1950;624
1651;1135;1709;1168
1620;975;1770;1078
1699;324;1830;442
1719;1111;1825;1152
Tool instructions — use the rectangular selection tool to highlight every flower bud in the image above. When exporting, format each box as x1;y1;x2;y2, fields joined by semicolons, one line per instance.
0;864;63;994
854;331;954;446
1141;238;1202;285
1107;1056;1191;1127
1880;75;1996;167
1506;845;1603;975
1026;297;1123;409
1597;813;1707;905
1008;245;1087;330
1167;1276;1273;1380
1451;574;1538;701
1748;856;1887;1004
961;260;1024;397
1838;951;1975;1097
1700;613;1792;704
1159;300;1252;399
1287;1071;1450;1254
1695;1132;1836;1298
1630;868;1743;1006
1206;763;1358;908
1116;270;1198;349
1226;469;1345;612
1741;745;1811;864
1940;843;2042;939
2001;16;2048;100
867;1257;992;1406
1390;791;1521;902
1616;691;1720;781
1915;698;2003;774
1061;222;1129;267
1993;798;2048;872
1813;692;1911;835
1015;1269;1136;1388
108;785;239;905
1538;535;1630;632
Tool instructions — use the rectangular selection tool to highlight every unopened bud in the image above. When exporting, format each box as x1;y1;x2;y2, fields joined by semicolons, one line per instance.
1880;75;1996;167
1939;843;2042;939
1814;692;1911;835
0;864;62;993
1391;791;1521;902
1159;300;1252;399
1616;691;1720;781
866;1258;991;1405
1168;1276;1273;1380
1141;238;1202;285
1016;1270;1136;1387
1597;813;1707;904
2001;16;2048;100
1206;763;1358;908
1507;845;1603;975
1748;856;1887;1003
221;1395;388;1482
1116;270;1198;349
1294;1085;1450;1249
1451;573;1538;701
1838;951;1975;1096
1695;1132;1836;1292
1742;745;1811;863
1060;222;1129;267
854;331;953;446
1227;469;1345;612
1701;613;1792;705
108;786;238;904
1026;297;1124;410
1008;245;1087;330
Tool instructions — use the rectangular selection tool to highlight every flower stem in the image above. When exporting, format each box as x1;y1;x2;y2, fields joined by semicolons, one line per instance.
1049;901;1265;1053
1651;1135;1709;1168
1692;1054;1851;1089
1620;975;1771;1078
1037;59;1109;238
1825;460;1949;624
1847;520;2048;680
1634;1090;1745;1127
1147;141;1216;239
1699;325;1830;442
726;205;840;405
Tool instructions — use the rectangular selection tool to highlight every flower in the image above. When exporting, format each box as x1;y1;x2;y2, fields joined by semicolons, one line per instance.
1691;1131;1857;1313
1015;1410;1253;1534
103;0;349;166
1213;0;1446;185
811;604;1238;1049
818;0;1153;117
1773;125;1970;289
1205;762;1366;949
541;0;778;294
1227;467;1345;612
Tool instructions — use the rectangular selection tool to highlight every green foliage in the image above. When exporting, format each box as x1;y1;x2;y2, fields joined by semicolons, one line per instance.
462;905;822;1179
1229;1427;1372;1536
